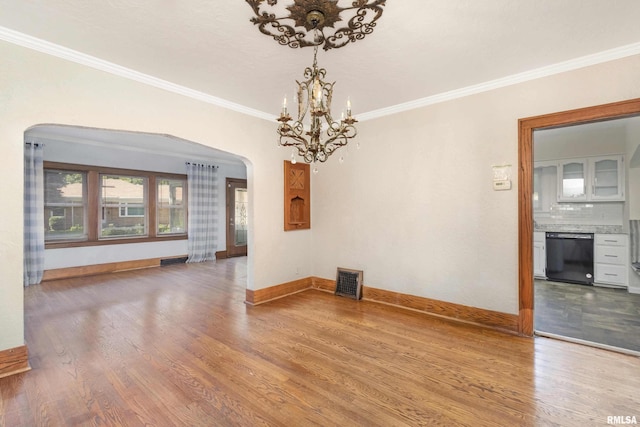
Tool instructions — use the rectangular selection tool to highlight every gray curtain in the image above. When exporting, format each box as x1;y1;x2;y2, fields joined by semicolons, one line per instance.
24;142;45;286
186;162;218;263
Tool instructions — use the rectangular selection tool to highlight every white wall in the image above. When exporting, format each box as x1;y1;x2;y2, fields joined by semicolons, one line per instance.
311;54;640;315
627;120;640;220
45;240;188;269
627;120;640;294
0;41;312;352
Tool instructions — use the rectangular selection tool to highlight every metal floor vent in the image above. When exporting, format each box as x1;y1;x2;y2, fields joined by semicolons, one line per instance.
160;256;188;266
335;268;363;300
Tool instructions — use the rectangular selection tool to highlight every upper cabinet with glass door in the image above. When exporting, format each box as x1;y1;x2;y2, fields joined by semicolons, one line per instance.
590;155;624;201
557;155;624;202
558;159;587;201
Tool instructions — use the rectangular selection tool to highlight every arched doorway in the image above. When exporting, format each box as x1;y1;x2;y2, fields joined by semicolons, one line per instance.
25;124;250;282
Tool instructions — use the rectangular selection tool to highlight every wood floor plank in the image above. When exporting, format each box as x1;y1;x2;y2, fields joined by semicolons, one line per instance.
258;295;532;426
2;258;640;426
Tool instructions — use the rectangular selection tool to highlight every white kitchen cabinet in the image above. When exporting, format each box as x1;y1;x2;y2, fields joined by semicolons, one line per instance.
594;234;628;288
557;155;624;202
533;162;558;212
590;155;625;201
533;232;546;278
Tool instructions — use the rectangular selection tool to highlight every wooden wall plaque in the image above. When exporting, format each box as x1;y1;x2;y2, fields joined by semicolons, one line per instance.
284;160;310;231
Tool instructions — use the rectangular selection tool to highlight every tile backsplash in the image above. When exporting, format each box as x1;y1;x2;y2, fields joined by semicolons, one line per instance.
535;202;623;226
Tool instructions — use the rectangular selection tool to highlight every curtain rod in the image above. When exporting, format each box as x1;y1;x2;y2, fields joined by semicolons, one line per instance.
186;162;218;168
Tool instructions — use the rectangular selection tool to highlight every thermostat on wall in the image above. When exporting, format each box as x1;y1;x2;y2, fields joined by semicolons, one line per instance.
492;164;512;191
493;180;512;191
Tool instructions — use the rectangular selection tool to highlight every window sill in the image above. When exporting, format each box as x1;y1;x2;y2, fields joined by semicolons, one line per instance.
45;234;187;249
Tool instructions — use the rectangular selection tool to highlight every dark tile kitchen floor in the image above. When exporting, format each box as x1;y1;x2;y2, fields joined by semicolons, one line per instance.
535;279;640;353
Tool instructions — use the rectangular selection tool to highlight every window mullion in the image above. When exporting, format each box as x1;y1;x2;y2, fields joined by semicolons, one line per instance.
87;170;99;241
149;175;157;238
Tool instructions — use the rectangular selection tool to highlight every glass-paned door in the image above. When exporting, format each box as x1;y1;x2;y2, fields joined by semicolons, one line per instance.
226;178;248;257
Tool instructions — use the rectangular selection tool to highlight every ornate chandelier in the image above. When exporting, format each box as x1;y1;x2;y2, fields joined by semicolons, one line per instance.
246;0;386;164
277;40;357;164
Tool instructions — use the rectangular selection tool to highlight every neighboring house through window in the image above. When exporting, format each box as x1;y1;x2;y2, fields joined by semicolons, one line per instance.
100;174;148;238
43;162;187;247
157;178;186;235
44;169;87;241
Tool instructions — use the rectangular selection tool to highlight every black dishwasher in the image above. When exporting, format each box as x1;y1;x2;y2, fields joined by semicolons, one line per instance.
545;232;594;285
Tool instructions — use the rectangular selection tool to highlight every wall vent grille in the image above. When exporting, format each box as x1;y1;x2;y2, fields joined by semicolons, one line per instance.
335;268;363;300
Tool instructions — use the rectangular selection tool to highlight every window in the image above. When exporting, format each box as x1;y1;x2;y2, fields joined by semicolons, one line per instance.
157;178;186;235
44;163;187;247
100;175;148;238
44;170;87;241
49;207;66;217
119;205;145;217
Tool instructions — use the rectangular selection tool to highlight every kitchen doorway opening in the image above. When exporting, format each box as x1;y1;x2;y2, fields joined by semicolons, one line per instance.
531;115;640;355
518;98;640;350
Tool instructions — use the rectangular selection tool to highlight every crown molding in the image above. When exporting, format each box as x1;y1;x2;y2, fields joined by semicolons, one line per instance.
358;41;640;122
0;26;276;122
2;25;639;124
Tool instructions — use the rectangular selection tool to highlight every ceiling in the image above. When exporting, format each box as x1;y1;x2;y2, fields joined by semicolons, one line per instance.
2;0;640;121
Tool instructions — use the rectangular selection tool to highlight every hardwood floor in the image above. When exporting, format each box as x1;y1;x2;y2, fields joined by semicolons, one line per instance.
2;258;640;426
535;279;640;353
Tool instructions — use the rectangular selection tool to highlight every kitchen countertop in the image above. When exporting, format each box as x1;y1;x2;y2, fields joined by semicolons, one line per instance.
534;224;626;234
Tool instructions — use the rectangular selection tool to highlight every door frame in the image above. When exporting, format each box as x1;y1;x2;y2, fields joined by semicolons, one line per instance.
226;178;248;257
518;97;640;336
